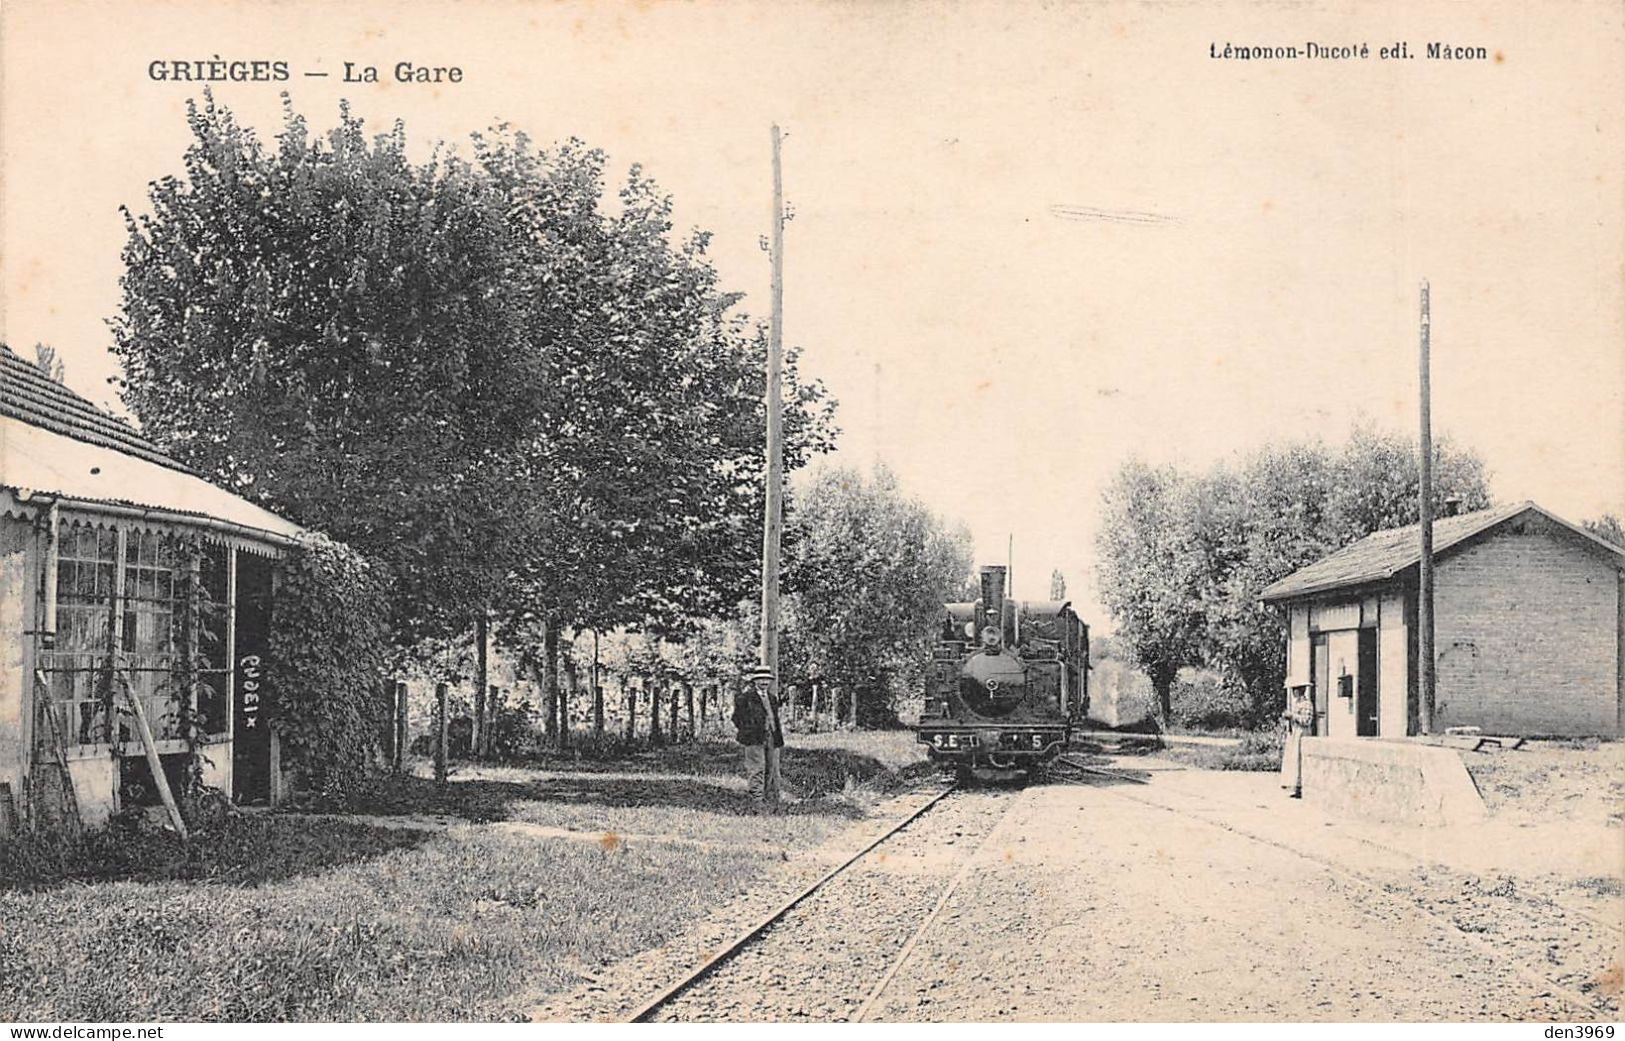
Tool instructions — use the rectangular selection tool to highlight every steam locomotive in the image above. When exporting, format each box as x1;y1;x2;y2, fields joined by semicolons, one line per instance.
915;564;1089;780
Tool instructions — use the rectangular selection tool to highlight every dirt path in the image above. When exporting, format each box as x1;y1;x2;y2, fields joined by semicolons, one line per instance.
867;775;1611;1022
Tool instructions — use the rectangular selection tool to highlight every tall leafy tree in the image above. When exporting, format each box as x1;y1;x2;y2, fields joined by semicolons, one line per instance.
114;94;544;642
1200;428;1491;722
467;132;835;739
1094;460;1207;722
113;95;836;689
1095;427;1492;727
779;464;973;726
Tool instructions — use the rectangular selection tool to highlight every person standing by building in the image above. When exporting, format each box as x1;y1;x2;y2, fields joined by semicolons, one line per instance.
1281;684;1313;797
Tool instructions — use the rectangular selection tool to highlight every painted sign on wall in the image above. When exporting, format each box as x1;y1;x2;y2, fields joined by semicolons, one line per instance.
232;554;273;804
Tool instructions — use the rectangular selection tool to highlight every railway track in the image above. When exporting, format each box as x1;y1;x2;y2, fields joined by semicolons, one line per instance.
1065;738;1621;938
626;761;1129;1023
623;780;974;1022
849;800;1012;1021
622;748;1612;1022
1066;743;1623;938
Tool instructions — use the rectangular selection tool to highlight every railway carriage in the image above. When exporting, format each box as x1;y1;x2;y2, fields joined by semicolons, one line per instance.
915;564;1089;780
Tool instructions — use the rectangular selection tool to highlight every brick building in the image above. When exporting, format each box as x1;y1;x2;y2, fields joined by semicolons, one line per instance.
1260;501;1625;739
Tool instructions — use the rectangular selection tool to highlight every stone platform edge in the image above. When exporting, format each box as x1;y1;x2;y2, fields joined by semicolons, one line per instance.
1294;736;1488;826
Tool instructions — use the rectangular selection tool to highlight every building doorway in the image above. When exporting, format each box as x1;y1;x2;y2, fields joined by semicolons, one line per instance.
232;554;273;804
1357;628;1379;737
1310;633;1330;736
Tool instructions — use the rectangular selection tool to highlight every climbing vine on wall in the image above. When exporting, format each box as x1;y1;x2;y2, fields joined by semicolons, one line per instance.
170;534;210;796
269;534;393;797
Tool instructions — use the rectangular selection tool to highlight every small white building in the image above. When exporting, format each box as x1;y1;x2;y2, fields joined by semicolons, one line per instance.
2;345;304;831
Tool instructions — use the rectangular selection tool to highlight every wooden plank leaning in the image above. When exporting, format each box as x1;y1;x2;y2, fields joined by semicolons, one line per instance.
113;662;189;842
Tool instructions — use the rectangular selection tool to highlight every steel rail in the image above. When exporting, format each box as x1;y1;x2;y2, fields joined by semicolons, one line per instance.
1051;753;1151;785
851;797;1010;1022
621;781;958;1023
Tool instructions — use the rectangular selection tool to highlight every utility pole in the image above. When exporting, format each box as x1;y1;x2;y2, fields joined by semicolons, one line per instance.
1418;280;1436;736
757;123;787;808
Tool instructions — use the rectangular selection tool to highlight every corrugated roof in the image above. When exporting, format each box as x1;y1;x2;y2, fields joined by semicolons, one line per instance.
1;344;193;474
1;348;302;541
1260;501;1625;602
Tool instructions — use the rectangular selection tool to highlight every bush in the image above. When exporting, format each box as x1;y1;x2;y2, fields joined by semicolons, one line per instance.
1157;727;1283;772
0;811;426;891
0;814;183;888
484;698;540;759
1169;671;1249;731
270;533;394;797
1220;729;1284;771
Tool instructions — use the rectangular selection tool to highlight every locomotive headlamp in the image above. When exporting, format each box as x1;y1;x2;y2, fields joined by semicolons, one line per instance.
980;626;1001;651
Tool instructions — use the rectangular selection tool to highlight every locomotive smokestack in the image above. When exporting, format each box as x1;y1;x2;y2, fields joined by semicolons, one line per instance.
979;565;1007;651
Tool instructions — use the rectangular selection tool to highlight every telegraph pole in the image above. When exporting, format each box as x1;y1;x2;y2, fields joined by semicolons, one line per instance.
1418;280;1436;735
757;123;786;807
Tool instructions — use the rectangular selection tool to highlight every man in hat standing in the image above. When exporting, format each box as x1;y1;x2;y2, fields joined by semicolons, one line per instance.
734;667;785;808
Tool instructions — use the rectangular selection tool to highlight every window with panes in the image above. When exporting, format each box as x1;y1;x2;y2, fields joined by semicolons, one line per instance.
40;522;231;750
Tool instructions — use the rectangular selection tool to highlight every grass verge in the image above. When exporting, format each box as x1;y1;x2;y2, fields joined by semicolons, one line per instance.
0;730;933;1021
1155;729;1284;772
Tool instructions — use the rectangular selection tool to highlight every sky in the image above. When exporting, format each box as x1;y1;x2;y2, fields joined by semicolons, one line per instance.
2;0;1621;624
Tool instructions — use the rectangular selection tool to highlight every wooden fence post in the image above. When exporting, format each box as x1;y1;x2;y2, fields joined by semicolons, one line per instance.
485;684;499;757
434;681;448;785
474;611;489;759
625;677;636;742
685;683;695;742
649;676;663;746
561;658;575;750
542;620;559;745
393;680;408;773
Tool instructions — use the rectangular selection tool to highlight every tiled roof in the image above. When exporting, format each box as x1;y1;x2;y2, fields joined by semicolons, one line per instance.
1;344;302;541
1260;501;1624;602
0;343;192;474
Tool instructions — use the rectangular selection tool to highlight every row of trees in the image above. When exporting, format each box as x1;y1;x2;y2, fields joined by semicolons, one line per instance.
110;94;972;760
407;463;973;744
109;93;839;752
1095;425;1493;727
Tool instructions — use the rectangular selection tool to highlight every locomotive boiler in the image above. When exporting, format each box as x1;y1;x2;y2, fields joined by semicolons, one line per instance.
915;564;1089;780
